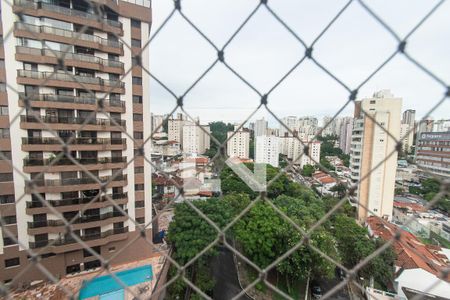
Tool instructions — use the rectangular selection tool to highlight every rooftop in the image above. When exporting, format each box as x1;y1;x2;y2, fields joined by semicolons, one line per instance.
367;216;449;281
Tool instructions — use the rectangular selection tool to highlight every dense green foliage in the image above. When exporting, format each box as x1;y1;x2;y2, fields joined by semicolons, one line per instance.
301;164;315;177
333;215;396;289
167;163;396;296
318;135;350;167
205;121;235;158
409;178;450;214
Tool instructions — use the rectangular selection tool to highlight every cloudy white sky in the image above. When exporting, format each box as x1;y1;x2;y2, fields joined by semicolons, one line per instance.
149;0;449;125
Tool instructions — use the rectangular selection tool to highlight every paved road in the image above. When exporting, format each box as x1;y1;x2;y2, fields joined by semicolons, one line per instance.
316;278;350;300
212;246;251;300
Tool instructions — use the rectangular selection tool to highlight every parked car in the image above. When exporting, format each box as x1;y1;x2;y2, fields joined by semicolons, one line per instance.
311;283;322;299
336;267;345;280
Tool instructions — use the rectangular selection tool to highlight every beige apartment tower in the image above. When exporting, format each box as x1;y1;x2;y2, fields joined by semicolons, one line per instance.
350;90;402;222
0;0;153;287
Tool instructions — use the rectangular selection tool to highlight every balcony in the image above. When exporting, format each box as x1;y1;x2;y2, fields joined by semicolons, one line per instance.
23;155;127;173
20;115;126;131
32;174;127;188
16;46;124;72
28;210;128;228
18;92;125;113
27;192;127;208
17;70;124;89
28;226;129;249
14;22;122;48
22;137;125;145
24;156;126;167
14;0;122;28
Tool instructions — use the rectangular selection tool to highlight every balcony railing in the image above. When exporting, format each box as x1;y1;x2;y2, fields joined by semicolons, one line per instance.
26;192;128;208
16;46;124;69
29;226;129;249
20;115;126;127
13;0;123;29
28;210;128;228
23;156;127;166
22;137;126;145
14;22;123;49
32;174;127;187
17;70;125;88
18;92;125;108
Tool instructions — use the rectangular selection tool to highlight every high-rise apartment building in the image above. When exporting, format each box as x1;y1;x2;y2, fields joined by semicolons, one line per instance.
279;116;297;137
339;117;353;154
279;136;320;167
227;130;250;159
350;90;402;221
168;113;185;144
401;109;415;153
254;118;267;137
0;0;152;286
400;123;413;153
416;132;450;178
182;123;210;155
151;113;164;133
255;135;279;167
402;109;416;128
321;116;334;136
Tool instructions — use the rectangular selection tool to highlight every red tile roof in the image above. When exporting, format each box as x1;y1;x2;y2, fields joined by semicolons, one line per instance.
393;201;427;212
367;216;449;281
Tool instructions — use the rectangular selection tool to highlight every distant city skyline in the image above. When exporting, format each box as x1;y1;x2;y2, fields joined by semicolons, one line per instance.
150;0;450;122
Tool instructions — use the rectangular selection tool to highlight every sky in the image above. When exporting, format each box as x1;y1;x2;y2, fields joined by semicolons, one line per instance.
149;0;450;126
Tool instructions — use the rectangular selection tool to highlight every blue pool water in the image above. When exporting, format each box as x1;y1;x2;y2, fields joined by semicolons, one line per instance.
99;289;124;300
79;265;153;299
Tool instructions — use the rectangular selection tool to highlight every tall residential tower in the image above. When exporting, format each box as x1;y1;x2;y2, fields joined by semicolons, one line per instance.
350;90;402;222
0;0;152;286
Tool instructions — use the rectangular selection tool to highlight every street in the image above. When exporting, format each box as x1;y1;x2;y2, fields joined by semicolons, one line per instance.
211;246;251;300
315;277;351;300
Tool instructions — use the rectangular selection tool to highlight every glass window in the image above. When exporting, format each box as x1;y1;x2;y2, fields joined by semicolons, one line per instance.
131;19;141;28
131;39;141;48
2;215;17;225
133;114;143;121
5;257;20;268
0;173;13;182
0;195;14;204
133;95;142;103
132;77;142;85
0;128;10;138
133;131;143;139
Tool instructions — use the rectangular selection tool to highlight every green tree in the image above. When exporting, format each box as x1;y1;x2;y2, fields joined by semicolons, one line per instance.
167;199;233;264
330;183;347;199
234;202;289;268
301;164;315;177
333;215;374;268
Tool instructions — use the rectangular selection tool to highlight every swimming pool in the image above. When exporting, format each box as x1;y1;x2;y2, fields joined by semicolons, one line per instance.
79;264;153;299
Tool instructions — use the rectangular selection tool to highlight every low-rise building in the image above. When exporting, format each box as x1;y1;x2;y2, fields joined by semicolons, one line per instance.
416;132;450;178
367;216;450;299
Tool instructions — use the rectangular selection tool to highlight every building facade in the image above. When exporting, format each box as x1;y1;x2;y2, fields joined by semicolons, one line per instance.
227;130;250;159
339;117;353;154
255;135;279;167
168;113;185;144
416;132;450;178
182;123;210;155
254;118;267;137
399;123;413;153
350;90;402;221
151;113;164;133
0;0;153;286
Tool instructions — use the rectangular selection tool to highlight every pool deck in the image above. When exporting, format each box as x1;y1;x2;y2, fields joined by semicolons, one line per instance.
10;248;169;300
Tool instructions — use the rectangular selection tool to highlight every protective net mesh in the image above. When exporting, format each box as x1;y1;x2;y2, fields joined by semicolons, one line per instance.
0;0;449;299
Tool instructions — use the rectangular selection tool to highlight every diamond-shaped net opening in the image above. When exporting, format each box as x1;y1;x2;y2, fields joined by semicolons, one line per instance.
0;0;449;299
